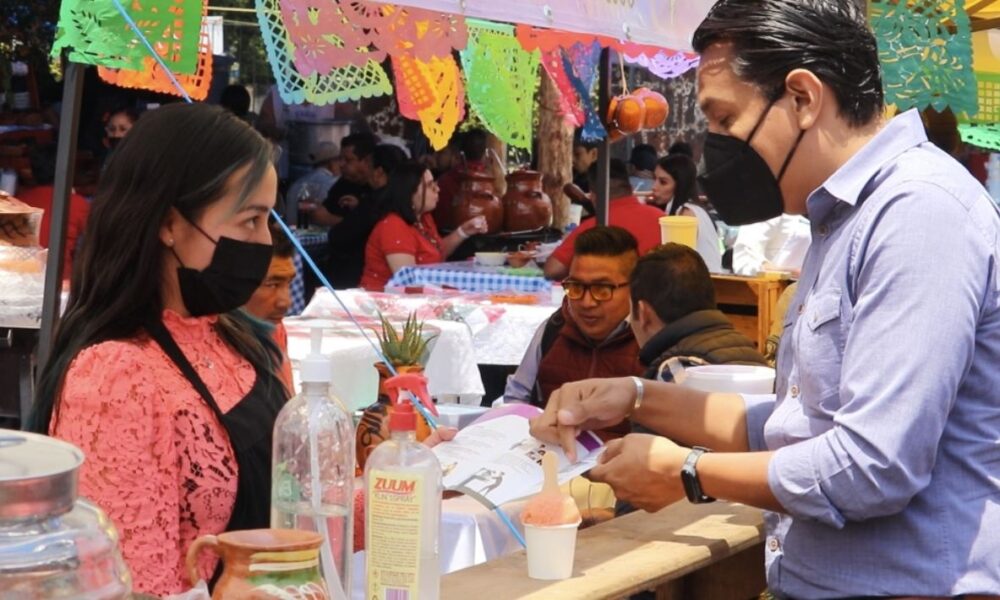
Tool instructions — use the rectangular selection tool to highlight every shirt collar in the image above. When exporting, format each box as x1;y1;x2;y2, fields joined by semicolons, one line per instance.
814;109;928;211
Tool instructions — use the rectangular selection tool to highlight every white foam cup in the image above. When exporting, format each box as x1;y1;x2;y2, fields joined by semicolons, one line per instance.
524;521;581;580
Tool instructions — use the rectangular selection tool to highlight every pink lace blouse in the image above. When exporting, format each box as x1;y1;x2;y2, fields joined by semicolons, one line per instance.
50;310;256;596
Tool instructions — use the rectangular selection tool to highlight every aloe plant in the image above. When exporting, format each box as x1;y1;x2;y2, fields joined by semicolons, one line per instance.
374;311;436;367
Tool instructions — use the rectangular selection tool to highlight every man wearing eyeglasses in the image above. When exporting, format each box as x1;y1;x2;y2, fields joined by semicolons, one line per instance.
505;226;643;440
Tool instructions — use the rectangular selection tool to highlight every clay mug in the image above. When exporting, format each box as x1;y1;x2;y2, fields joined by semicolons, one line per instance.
186;529;329;599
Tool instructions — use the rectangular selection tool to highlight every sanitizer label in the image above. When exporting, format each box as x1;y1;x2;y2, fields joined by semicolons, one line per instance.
367;470;423;600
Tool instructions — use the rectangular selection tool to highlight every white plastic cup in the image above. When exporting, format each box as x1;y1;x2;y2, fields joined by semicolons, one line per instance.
567;204;584;229
659;215;698;248
681;365;776;394
524;521;581;580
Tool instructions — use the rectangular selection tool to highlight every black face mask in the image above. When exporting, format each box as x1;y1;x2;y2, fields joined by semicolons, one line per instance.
697;99;806;226
173;220;273;317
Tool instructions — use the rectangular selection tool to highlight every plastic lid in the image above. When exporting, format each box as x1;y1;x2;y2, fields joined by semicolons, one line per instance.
299;327;331;384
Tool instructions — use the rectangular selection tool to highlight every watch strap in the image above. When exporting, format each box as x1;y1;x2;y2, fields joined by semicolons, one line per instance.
681;446;716;504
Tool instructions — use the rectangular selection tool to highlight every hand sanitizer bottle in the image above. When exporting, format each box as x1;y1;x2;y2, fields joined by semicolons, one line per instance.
272;327;354;600
365;373;443;600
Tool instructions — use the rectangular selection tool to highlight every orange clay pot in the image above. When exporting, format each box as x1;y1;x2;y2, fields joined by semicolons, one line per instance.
634;87;669;129
606;94;646;136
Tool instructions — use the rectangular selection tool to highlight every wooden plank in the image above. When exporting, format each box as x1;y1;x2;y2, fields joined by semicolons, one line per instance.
442;501;764;600
712;277;761;306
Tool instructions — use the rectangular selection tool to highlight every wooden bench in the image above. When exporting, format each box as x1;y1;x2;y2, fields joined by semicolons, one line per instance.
712;275;792;351
442;501;765;600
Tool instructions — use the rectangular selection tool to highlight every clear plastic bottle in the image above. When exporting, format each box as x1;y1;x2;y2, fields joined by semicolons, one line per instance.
272;328;354;600
364;373;442;600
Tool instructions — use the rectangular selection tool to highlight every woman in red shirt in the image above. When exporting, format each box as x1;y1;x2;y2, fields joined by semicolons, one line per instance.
361;162;486;290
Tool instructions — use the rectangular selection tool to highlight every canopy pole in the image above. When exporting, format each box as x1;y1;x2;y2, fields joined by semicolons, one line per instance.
595;48;611;226
38;60;84;371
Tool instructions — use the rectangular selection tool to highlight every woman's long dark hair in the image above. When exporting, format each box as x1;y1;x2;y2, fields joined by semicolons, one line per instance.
28;103;277;433
657;154;699;215
376;162;428;226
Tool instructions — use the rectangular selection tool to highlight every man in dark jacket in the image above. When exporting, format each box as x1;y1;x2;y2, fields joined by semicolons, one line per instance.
629;243;767;381
505;226;643;440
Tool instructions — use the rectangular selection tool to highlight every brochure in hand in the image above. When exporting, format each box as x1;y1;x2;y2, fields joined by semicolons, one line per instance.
432;403;604;508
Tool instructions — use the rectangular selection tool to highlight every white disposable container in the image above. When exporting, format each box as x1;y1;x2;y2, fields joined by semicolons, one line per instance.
524;521;581;580
681;365;776;394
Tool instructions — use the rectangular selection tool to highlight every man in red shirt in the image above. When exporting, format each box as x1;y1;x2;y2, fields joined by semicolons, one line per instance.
18;145;91;278
544;159;664;279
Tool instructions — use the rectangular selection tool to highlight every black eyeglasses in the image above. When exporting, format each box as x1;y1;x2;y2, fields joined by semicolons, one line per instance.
562;280;629;302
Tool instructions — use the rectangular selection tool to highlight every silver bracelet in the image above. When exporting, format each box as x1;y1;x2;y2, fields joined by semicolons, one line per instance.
630;376;644;415
456;227;470;240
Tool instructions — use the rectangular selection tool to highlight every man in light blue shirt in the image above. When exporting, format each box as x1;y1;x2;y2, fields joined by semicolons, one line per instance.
530;0;1000;597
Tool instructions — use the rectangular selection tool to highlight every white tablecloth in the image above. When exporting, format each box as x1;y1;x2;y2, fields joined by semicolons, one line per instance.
285;314;485;411
350;496;526;599
299;288;557;368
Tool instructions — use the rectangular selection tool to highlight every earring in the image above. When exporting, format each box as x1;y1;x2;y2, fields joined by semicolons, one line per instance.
166;238;174;247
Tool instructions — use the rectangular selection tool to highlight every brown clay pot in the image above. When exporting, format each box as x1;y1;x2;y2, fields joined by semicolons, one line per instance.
355;363;432;474
452;172;504;234
502;170;553;232
186;529;328;599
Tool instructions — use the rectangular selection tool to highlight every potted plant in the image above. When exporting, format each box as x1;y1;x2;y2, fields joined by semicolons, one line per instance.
355;312;437;472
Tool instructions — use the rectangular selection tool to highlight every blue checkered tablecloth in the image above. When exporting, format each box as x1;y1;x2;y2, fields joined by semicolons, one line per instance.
387;262;552;294
289;230;328;315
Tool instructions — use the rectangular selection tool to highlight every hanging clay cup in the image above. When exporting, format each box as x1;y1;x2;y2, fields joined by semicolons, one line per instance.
355;363;431;474
452;172;504;234
186;529;328;599
502;170;553;233
606;94;646;139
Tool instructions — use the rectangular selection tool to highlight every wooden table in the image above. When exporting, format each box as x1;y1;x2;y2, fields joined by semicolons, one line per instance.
442;501;766;600
712;274;793;351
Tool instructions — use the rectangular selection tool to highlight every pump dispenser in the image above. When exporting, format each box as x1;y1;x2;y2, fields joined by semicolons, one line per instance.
364;373;443;600
272;327;354;600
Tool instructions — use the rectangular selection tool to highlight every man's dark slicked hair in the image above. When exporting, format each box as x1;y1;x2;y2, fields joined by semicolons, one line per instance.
692;0;883;128
573;225;639;258
630;243;716;324
269;220;295;259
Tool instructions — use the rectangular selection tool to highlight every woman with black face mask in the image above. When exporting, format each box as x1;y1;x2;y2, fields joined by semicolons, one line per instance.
29;103;287;597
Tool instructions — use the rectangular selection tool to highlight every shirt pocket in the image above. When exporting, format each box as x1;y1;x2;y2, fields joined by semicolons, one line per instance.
795;290;845;418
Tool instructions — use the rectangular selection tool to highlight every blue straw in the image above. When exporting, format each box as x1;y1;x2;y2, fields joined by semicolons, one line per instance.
493;506;527;548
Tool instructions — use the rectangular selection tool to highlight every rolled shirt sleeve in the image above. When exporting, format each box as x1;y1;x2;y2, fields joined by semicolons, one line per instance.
767;182;991;527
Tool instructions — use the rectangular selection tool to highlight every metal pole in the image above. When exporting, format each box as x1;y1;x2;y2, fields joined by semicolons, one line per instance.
38;60;84;369
595;48;612;226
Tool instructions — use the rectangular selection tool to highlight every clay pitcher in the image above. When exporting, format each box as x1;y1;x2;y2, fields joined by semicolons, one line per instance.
453;172;504;234
502;170;553;232
186;529;328;599
355;363;431;474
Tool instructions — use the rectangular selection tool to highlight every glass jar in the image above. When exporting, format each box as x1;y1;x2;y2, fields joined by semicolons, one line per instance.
0;430;131;599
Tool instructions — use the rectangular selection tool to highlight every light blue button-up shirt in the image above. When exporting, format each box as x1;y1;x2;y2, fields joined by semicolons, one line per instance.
744;110;1000;597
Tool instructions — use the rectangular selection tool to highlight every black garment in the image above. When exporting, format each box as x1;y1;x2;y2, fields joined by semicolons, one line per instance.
322;177;371;217
145;320;288;564
325;187;383;289
638;309;767;379
571;170;596;218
